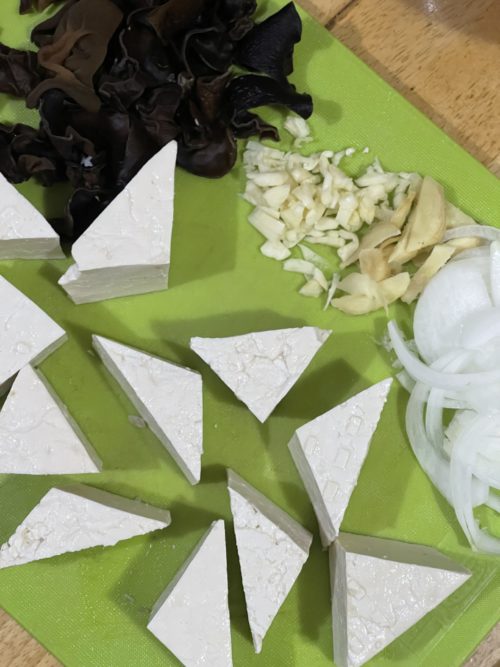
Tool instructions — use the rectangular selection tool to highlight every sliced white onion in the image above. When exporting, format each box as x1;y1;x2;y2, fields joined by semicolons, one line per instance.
396;370;414;393
413;259;492;363
444;225;500;242
449;416;500;553
458;307;500;350
392;242;500;554
388;322;500;390
425;388;446;447
406;383;453;503
449;245;490;263
489;241;500;306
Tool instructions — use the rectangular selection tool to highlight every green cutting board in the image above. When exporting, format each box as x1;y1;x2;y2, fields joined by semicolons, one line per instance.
0;1;498;666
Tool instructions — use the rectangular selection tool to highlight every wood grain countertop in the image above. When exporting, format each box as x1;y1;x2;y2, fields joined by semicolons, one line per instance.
0;0;499;665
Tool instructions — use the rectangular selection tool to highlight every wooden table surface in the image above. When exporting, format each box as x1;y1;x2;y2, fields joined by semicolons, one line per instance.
1;0;499;665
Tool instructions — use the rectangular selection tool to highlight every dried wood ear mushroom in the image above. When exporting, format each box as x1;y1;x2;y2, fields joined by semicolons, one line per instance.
0;0;313;239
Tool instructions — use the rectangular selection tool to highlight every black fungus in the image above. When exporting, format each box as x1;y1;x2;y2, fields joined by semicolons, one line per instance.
236;3;302;85
0;0;313;237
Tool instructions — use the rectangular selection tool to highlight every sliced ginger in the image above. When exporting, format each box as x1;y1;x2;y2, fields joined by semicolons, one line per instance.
389;176;446;266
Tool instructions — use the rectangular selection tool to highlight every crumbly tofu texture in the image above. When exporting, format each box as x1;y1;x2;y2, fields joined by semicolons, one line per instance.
0;484;171;569
227;469;312;653
289;378;392;546
191;327;331;422
59;141;177;303
0;173;63;259
0;365;101;474
0;276;66;394
93;335;203;484
148;520;233;667
330;533;471;667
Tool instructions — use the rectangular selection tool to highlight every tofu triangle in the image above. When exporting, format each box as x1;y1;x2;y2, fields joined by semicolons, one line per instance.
227;470;312;653
93;335;203;484
148;520;232;667
0;485;171;569
191;327;331;422
289;378;392;546
0;365;101;474
0;276;66;394
59;141;177;303
0;174;63;259
331;533;471;667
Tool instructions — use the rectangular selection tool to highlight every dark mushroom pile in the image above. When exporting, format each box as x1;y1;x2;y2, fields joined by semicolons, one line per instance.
0;0;312;239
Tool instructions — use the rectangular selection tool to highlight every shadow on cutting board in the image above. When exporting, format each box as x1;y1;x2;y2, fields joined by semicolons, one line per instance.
0;472;173;547
106;480;254;651
295;537;332;660
168;166;241;288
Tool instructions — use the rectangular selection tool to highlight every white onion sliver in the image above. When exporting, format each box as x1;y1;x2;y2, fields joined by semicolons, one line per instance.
389;321;500;390
406;383;453;503
444;225;500;242
450;246;490;263
489;241;500;307
425;388;446;447
425;354;468;447
450;417;500;554
396;370;414;393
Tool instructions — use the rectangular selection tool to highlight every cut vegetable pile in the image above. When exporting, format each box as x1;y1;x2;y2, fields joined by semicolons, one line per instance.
0;0;497;665
244;133;482;314
389;233;500;554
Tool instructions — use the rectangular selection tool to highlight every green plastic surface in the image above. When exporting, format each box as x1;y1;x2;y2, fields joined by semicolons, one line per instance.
0;1;499;666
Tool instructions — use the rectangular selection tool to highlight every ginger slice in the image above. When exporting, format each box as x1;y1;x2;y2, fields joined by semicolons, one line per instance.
389;176;446;266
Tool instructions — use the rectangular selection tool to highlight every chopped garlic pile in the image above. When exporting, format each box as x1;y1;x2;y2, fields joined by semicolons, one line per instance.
243;137;480;314
284;116;314;148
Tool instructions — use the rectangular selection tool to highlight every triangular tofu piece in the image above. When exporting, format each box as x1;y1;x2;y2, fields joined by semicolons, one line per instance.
93;335;202;484
330;533;471;667
228;470;312;653
0;174;63;259
148;520;232;667
59;141;177;304
191;327;331;422
288;379;392;546
0;365;101;474
0;276;66;394
0;484;171;569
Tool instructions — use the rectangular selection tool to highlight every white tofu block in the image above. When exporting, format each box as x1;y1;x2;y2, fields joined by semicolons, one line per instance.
0;276;66;394
0;365;101;474
59;141;177;303
227;469;312;653
0;174;63;259
288;379;392;546
191;327;331;422
330;533;471;667
0;484;171;569
148;520;232;667
59;263;169;305
93;335;202;484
